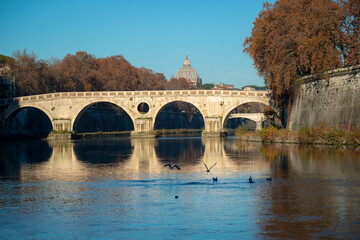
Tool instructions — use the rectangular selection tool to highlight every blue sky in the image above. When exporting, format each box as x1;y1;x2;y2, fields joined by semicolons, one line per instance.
0;0;270;88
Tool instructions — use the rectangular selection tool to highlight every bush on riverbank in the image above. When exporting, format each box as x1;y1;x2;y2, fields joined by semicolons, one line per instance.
259;125;278;143
235;122;360;146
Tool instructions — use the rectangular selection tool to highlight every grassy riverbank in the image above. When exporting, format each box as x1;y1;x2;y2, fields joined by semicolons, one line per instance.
47;129;204;140
236;123;360;147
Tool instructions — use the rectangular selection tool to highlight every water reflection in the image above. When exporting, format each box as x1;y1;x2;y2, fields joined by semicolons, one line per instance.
0;141;52;179
257;144;360;239
73;139;133;164
0;138;359;239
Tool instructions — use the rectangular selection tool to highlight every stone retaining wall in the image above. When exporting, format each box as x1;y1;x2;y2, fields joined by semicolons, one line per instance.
288;65;360;130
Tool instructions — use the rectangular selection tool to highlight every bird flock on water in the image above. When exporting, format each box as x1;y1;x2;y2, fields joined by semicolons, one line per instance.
164;161;272;198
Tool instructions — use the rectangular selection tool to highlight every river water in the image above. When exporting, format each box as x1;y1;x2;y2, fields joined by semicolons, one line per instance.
0;137;359;239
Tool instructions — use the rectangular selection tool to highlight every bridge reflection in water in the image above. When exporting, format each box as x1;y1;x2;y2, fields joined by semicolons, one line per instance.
4;138;358;182
6;138;273;181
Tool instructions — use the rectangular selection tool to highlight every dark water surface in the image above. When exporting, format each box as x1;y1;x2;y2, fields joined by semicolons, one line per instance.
0;137;359;239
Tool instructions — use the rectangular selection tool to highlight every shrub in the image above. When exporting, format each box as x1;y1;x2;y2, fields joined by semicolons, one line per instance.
309;122;329;144
326;126;346;145
345;128;360;146
259;125;278;143
235;126;247;138
297;125;311;144
278;129;293;142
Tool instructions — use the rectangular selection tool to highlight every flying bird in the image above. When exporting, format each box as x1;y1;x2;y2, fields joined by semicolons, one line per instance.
203;162;217;172
213;177;218;182
164;164;180;170
266;177;272;181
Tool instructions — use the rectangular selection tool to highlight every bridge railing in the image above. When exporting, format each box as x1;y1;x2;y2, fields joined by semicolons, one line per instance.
0;90;271;105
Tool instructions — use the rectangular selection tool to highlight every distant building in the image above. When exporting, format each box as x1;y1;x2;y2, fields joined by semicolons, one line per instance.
211;83;234;90
175;55;202;87
243;86;256;91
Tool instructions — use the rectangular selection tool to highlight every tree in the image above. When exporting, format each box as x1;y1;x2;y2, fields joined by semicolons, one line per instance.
339;0;360;65
98;55;140;91
167;77;193;90
202;83;214;89
243;0;343;125
10;50;53;96
137;67;167;90
56;51;100;92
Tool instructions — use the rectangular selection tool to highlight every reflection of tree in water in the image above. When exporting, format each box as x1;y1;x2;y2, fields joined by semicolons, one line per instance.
257;144;360;239
297;145;360;174
224;140;263;161
0;141;52;178
260;144;287;162
73;139;133;164
155;138;204;165
259;144;290;176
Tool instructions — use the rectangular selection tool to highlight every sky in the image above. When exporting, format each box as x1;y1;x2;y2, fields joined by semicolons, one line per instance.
0;0;271;89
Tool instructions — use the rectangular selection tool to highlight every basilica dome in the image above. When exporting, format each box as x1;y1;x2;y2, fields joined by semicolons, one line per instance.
175;55;202;87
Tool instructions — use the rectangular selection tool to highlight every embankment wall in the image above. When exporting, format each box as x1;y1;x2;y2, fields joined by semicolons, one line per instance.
288;65;360;130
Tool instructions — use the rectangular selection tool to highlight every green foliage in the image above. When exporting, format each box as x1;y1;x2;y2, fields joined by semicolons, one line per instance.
242;85;268;90
297;125;311;144
202;83;214;89
297;122;329;144
259;125;278;143
326;126;346;145
235;126;247;137
297;123;359;146
237;121;360;147
0;54;12;64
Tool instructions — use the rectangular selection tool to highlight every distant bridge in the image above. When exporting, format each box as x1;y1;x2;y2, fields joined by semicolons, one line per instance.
0;90;273;137
228;113;265;130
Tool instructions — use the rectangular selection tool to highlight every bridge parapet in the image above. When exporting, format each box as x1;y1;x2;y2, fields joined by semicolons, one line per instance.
0;90;271;105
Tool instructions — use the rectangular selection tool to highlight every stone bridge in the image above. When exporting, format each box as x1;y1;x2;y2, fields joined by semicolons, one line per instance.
0;90;273;137
228;113;265;130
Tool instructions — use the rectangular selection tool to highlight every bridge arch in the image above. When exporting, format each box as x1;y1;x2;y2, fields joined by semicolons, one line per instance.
4;103;54;124
5;106;53;138
72;101;135;133
222;100;275;131
152;100;205;131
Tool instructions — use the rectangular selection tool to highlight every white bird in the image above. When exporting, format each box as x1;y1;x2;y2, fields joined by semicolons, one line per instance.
203;162;217;172
164;164;180;170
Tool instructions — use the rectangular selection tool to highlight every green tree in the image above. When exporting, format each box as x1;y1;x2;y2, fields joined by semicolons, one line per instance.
202;83;214;89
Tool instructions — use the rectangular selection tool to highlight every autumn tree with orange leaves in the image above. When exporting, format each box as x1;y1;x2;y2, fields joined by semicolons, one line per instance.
243;0;359;125
7;51;172;96
10;50;54;96
339;0;360;66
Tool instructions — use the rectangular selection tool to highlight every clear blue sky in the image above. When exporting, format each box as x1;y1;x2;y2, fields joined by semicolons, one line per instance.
0;0;271;89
